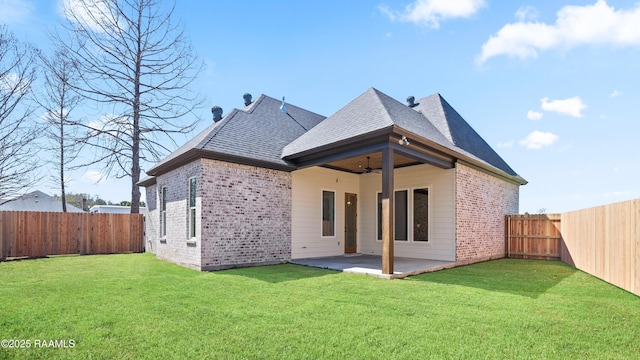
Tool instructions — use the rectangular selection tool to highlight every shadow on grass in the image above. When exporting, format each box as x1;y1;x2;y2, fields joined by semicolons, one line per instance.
408;259;577;299
218;263;339;283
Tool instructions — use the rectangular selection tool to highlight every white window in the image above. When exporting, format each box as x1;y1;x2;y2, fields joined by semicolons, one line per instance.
322;190;335;237
188;177;196;239
413;188;429;242
377;188;429;242
161;186;167;237
377;190;408;241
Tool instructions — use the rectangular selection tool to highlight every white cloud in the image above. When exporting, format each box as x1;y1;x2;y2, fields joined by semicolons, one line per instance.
515;6;539;22
602;190;633;198
39;108;71;123
477;0;640;63
497;140;514;148
541;96;587;118
610;89;623;97
558;143;573;152
82;170;104;183
0;72;31;93
527;110;543;120
380;0;485;29
519;130;559;149
87;113;131;136
0;0;33;24
61;0;118;33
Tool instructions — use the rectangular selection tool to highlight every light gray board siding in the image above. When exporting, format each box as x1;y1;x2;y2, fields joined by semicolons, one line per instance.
358;164;456;261
291;167;359;259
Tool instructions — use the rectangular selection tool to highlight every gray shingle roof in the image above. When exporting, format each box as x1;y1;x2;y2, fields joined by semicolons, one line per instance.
414;94;518;176
143;88;523;184
145;94;326;175
0;191;85;212
282;87;519;178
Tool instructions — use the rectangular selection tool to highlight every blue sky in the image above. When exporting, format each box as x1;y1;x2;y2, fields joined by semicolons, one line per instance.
2;0;639;213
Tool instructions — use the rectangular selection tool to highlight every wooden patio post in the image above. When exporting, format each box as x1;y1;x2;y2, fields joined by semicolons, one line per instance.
381;147;395;274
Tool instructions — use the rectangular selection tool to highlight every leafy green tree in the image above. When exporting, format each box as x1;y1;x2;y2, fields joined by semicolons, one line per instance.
63;192;107;211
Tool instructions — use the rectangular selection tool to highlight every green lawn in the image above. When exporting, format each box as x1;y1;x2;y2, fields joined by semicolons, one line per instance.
0;254;638;359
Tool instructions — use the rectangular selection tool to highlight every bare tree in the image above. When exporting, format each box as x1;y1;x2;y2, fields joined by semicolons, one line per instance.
37;50;84;212
56;0;203;213
0;25;40;203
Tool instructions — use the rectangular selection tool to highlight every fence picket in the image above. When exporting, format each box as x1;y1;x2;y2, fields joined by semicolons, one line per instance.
506;198;639;296
0;211;143;260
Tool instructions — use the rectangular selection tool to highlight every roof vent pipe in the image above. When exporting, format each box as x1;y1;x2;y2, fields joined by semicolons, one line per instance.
243;93;252;106
406;96;419;108
211;106;223;122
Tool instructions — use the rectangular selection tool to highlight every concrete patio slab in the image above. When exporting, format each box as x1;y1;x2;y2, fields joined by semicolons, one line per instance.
290;254;456;279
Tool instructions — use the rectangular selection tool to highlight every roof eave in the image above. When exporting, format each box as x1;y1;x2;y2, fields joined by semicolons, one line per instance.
282;126;395;161
393;126;527;185
137;175;157;187
284;125;527;186
145;148;297;179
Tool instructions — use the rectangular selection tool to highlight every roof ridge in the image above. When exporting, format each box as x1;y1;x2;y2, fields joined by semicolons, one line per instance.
369;87;396;127
260;94;327;119
199;109;241;149
417;93;453;144
242;94;267;114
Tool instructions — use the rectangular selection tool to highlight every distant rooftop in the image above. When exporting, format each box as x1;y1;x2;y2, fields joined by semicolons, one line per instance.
0;191;85;212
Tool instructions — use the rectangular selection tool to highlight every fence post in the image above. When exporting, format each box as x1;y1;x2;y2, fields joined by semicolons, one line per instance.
0;211;146;260
507;215;511;258
0;212;6;261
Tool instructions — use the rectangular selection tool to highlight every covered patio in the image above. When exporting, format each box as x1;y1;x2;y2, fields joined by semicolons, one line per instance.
290;255;456;279
284;89;526;275
283;89;460;275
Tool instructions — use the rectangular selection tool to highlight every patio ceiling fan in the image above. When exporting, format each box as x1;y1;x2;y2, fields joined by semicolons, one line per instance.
360;156;380;174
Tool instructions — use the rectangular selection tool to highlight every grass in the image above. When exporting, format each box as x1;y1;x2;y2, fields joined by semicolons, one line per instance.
0;254;638;359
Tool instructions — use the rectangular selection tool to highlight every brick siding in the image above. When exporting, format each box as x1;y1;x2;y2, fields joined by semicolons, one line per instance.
200;159;291;270
455;163;519;264
144;184;158;253
146;160;202;270
143;159;292;271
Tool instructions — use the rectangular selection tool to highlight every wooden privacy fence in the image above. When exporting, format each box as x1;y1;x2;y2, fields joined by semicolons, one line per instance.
0;211;144;261
506;198;640;296
506;214;562;260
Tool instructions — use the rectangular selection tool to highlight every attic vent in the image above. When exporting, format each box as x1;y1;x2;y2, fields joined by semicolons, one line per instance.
211;106;223;122
243;93;252;106
406;96;419;108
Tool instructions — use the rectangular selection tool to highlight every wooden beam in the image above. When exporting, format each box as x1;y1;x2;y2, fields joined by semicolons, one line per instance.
294;141;390;169
389;142;454;169
381;147;394;274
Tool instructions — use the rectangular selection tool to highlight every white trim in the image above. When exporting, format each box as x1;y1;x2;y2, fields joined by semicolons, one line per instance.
160;185;167;239
394;188;409;242
411;186;431;243
188;176;196;240
375;186;431;243
320;189;336;238
344;192;358;253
